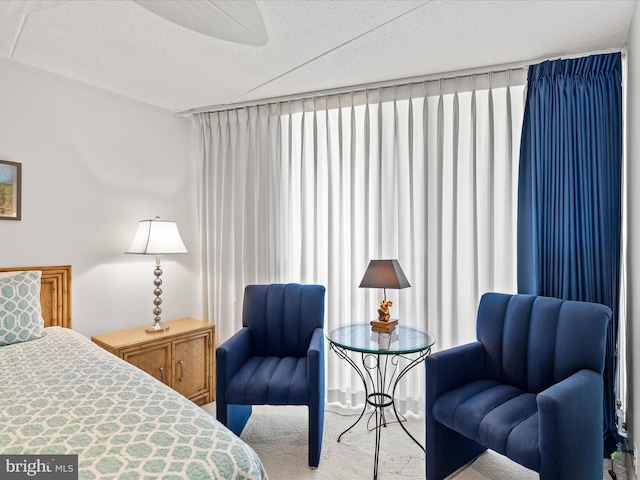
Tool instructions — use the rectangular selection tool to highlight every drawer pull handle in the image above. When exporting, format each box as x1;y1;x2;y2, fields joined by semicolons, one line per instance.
159;367;164;383
179;360;184;381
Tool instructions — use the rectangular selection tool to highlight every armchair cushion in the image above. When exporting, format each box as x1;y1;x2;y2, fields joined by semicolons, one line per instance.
433;381;539;470
226;356;310;405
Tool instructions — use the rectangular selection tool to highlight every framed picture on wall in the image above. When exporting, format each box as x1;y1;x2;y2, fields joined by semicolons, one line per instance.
0;160;21;220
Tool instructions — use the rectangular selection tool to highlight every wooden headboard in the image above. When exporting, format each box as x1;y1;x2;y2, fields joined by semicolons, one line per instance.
0;265;72;328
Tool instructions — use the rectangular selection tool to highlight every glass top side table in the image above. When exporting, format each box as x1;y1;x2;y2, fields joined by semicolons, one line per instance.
327;323;436;480
328;323;435;354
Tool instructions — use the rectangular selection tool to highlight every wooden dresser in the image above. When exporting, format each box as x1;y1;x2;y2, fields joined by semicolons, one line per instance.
92;318;215;406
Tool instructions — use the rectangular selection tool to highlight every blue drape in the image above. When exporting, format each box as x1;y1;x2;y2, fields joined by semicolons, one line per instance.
517;53;622;455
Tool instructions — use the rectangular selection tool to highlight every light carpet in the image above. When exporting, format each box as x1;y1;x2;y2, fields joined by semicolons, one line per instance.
202;403;628;480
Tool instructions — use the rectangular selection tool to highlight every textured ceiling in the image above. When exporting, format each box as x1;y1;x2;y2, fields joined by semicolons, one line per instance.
0;0;636;113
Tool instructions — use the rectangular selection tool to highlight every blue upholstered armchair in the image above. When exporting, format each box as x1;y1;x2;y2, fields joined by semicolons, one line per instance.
216;283;326;467
426;293;611;480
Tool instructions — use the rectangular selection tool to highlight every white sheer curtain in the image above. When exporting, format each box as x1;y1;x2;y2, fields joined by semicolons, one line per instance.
195;70;526;414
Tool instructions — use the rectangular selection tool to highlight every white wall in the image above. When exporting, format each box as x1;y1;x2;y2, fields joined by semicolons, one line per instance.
627;2;640;478
0;59;201;338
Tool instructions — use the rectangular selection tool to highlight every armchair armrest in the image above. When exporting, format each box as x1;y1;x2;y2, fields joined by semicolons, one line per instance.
537;369;603;478
216;327;252;389
426;341;485;401
425;341;486;480
307;327;325;467
307;327;324;385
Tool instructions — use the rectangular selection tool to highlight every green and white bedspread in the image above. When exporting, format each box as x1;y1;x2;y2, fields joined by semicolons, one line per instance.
0;327;267;479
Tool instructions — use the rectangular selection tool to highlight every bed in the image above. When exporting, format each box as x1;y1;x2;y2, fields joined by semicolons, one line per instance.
0;265;267;479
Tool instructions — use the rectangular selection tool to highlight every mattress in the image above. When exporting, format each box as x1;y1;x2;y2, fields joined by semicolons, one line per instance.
0;327;267;479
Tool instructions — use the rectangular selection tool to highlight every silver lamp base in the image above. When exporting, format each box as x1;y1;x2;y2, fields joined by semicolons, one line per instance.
146;319;169;333
146;258;168;333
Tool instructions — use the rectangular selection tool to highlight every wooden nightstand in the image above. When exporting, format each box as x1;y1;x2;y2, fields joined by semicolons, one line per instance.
92;318;215;406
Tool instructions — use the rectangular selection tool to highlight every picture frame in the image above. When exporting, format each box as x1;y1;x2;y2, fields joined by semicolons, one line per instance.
0;160;21;220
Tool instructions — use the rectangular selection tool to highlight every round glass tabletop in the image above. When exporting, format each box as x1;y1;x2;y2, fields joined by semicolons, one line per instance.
327;323;435;354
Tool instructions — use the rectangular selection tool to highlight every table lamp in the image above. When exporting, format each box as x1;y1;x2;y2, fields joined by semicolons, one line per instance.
126;216;188;333
359;259;410;332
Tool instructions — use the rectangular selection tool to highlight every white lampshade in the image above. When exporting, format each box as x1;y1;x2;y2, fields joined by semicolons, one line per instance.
126;217;188;255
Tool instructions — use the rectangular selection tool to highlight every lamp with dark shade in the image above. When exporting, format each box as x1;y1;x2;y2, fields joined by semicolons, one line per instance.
126;216;188;333
359;259;410;332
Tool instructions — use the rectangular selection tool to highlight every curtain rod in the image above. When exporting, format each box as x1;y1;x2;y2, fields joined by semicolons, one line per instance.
177;47;624;117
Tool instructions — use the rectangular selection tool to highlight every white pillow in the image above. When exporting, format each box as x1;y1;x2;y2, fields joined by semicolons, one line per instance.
0;270;45;346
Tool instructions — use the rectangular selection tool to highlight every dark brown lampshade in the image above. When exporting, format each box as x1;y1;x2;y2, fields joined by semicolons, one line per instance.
359;259;410;290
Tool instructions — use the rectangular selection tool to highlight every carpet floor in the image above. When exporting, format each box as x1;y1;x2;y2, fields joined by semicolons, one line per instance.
202;403;629;480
